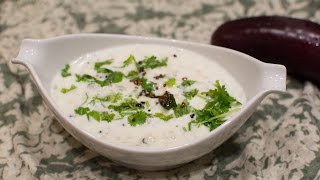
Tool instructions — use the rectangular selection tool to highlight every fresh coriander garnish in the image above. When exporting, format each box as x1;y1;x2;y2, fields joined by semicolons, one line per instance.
107;71;124;83
127;111;150;126
105;93;122;103
89;93;122;105
181;79;196;87
166;78;176;88
183;89;199;100
61;64;72;77
74;106;115;122
101;112;115;122
127;70;139;80
141;78;155;92
188;80;241;131
122;55;136;67
88;110;101;121
76;74;101;84
75;106;90;115
140;56;168;69
76;59;123;86
61;84;77;94
108;98;143;113
76;72;124;87
154;113;174;121
94;60;113;73
173;100;191;117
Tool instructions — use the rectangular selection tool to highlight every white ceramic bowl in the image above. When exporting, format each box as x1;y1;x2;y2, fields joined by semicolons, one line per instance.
12;34;286;171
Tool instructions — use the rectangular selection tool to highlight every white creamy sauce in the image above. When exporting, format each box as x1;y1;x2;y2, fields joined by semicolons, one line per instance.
51;44;246;150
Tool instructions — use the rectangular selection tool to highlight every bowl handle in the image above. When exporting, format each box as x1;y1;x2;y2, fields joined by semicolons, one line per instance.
12;39;40;66
260;63;287;92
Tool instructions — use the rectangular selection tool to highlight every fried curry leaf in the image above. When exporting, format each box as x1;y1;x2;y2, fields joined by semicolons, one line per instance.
158;91;177;110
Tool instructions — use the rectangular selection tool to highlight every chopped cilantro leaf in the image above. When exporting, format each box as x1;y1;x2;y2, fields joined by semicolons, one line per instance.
127;111;149;126
173;100;191;117
107;71;124;83
101;112;115;122
183;89;199;99
127;70;139;80
61;64;71;77
181;79;196;87
76;74;97;83
105;93;122;103
88;110;101;121
75;107;90;115
141;56;168;69
90;93;122;105
74;106;115;123
61;84;77;94
201;80;236;104
122;55;136;67
154;113;174;121
76;72;123;87
188;80;241;131
141;78;155;92
94;60;113;73
166;78;176;87
108;98;143;113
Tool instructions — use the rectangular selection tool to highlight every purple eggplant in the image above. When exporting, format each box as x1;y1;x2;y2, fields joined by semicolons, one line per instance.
211;16;320;84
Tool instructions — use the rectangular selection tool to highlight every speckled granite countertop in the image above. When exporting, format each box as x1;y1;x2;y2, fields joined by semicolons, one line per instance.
1;0;320;179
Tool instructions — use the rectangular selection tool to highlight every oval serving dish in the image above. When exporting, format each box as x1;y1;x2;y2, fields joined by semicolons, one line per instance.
12;34;286;171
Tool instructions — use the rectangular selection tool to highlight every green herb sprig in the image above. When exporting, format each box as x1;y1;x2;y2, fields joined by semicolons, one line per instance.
74;106;115;122
61;64;72;77
183;89;199;99
181;79;196;87
188;80;241;131
140;56;168;69
166;78;176;87
61;84;77;94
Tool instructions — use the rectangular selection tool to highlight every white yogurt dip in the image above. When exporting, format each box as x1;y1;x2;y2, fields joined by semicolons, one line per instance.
51;44;246;150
